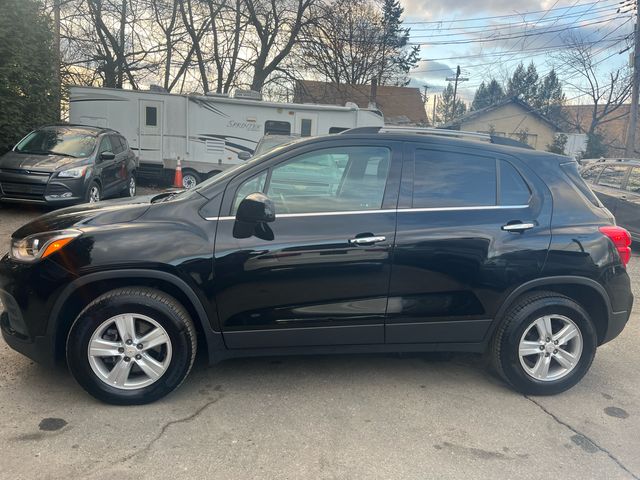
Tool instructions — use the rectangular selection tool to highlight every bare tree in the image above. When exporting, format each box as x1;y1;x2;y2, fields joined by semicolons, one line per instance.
557;34;632;138
298;0;417;86
243;0;318;92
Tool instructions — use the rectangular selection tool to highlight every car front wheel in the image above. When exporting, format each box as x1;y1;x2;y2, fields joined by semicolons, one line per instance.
66;287;197;405
491;291;597;395
86;181;101;203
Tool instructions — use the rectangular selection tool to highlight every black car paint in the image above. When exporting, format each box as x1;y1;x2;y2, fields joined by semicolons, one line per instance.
0;134;633;366
0;126;136;205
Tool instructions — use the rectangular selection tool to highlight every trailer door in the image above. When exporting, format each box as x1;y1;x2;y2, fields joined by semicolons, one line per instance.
139;100;163;163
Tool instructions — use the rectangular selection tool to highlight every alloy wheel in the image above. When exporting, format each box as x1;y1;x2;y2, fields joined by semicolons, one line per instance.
87;313;173;390
129;176;136;197
518;314;583;382
182;174;197;189
89;185;100;203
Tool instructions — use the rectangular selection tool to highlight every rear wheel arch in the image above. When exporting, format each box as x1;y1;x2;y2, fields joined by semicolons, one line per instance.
50;270;219;362
491;277;611;345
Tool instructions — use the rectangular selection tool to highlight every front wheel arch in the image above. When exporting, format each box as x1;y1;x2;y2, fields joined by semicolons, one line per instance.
51;270;221;364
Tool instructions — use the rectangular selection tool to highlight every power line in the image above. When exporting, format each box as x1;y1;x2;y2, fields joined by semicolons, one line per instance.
403;0;623;25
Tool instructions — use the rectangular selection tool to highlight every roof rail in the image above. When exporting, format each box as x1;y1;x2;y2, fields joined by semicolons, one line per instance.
340;125;539;150
341;126;491;142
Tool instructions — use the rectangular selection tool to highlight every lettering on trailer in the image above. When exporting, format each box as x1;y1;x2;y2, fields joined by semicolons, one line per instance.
227;120;262;132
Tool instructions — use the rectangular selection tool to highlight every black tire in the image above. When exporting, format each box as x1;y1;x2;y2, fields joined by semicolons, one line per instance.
85;180;101;203
491;291;597;395
66;287;197;405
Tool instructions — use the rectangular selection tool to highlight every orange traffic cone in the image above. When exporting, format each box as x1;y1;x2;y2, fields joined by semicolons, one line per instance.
173;158;183;188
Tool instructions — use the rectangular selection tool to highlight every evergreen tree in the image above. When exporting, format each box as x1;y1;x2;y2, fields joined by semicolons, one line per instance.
0;0;57;154
379;0;420;85
547;134;568;155
535;69;565;120
582;132;608;159
438;82;467;123
507;62;539;105
471;79;505;111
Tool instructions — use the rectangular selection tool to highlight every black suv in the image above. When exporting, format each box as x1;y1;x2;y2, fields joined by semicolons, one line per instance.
0;127;633;404
0;125;137;206
581;159;640;242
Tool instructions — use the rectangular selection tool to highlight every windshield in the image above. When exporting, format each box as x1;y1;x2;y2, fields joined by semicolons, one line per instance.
15;129;97;158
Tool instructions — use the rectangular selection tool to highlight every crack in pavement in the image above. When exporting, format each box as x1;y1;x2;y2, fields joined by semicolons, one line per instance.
526;396;639;480
122;392;226;463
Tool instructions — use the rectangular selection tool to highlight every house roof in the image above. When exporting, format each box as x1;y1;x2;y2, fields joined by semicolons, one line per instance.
294;80;428;126
444;96;561;131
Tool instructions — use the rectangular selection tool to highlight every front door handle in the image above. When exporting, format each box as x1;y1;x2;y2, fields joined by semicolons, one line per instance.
349;236;386;245
502;222;536;233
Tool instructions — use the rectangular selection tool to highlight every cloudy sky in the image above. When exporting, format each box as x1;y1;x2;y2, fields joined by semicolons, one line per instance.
400;0;634;107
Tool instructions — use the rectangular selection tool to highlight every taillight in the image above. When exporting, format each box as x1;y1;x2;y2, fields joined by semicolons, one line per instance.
599;226;632;266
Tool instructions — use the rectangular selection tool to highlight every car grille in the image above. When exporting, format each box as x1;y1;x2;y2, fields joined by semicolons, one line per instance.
0;181;47;198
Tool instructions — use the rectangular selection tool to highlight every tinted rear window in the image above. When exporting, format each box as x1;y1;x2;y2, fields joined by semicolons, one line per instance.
499;160;530;205
561;161;601;207
413;150;497;208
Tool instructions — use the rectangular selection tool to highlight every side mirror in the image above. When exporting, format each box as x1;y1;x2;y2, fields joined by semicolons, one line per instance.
100;151;116;161
237;151;252;161
233;192;275;240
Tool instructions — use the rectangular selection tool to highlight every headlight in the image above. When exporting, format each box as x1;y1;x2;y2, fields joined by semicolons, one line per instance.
57;166;88;178
10;230;82;263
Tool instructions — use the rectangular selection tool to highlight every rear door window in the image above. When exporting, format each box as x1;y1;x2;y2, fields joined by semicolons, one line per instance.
597;165;628;189
413;150;496;208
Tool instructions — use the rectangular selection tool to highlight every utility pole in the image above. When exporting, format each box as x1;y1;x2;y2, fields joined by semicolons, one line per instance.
625;0;640;158
446;65;469;122
422;85;430;125
53;0;61;120
432;95;438;126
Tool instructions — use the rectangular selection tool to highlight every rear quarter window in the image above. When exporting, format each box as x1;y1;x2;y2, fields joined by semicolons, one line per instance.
561;161;602;207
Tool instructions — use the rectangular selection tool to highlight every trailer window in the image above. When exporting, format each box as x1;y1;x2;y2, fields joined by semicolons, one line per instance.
300;119;312;137
145;106;158;126
264;121;291;136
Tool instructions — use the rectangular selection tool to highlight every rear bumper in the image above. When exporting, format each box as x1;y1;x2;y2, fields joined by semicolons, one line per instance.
603;303;633;344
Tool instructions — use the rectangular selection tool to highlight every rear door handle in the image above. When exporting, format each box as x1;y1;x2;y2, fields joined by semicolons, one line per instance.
502;222;536;233
349;236;386;245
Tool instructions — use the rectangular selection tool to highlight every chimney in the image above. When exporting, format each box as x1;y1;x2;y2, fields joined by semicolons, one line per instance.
368;77;378;109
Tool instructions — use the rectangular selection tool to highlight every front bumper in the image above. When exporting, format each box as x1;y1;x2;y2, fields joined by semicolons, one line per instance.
0;170;87;205
0;254;75;364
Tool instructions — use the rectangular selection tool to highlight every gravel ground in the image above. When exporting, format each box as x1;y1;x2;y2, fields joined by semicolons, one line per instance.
0;197;638;480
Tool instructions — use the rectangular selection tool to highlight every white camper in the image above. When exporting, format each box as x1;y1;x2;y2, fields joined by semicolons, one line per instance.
69;86;384;186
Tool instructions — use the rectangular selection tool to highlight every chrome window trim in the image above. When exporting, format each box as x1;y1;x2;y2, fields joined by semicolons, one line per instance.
205;204;529;221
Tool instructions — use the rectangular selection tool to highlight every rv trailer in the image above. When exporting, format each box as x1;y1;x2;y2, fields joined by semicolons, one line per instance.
69;86;384;186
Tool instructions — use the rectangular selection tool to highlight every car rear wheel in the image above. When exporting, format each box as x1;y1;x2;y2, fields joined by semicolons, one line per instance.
491;291;597;395
86;181;101;203
66;287;197;405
